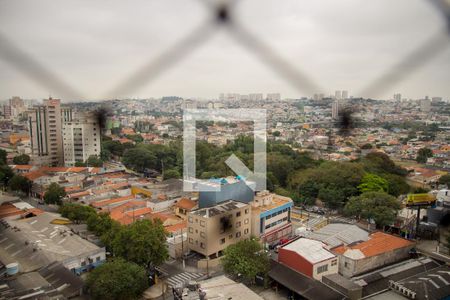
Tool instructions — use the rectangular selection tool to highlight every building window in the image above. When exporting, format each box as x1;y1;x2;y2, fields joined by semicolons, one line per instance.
200;220;205;227
244;219;249;224
236;211;241;217
96;257;101;262
81;261;86;267
220;238;226;244
188;216;193;223
236;231;241;238
200;242;205;249
331;259;337;266
345;262;349;269
236;221;241;228
244;228;249;234
317;265;328;274
200;232;206;238
245;208;249;214
188;227;193;233
229;234;233;239
189;238;193;244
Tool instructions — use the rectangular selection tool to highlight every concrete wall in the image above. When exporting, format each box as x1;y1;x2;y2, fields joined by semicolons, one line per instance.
338;246;414;278
312;257;339;281
198;257;221;270
278;248;313;278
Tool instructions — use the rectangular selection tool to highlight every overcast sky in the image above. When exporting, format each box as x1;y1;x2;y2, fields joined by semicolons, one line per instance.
0;0;449;102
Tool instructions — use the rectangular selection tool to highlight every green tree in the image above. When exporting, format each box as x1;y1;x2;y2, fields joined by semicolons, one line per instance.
43;183;66;205
59;203;96;224
8;175;32;195
86;258;148;300
126;134;144;144
289;161;365;208
344;191;401;228
362;152;407;176
0;149;7;164
0;165;14;188
12;154;30;165
111;219;168;266
383;174;410;197
74;161;87;167
361;143;373;150
163;168;180;180
438;174;450;188
86;155;103;167
358;173;389;193
122;147;157;173
416;147;433;163
222;239;270;283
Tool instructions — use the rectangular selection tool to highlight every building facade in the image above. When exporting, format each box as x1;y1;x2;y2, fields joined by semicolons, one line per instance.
28;98;64;166
187;200;251;258
332;232;415;278
278;238;339;281
62;110;101;166
250;191;293;245
197;177;255;208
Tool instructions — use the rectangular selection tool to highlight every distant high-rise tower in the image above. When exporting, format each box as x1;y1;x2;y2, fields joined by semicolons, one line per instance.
335;90;342;100
420;97;431;113
394;93;402;102
342;90;348;99
267;93;281;101
332;100;339;119
62;110;101;166
28;98;64;166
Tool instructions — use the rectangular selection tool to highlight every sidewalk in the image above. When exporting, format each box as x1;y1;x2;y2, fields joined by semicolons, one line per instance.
143;282;167;300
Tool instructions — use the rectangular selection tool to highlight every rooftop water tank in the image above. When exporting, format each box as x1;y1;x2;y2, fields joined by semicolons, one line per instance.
6;262;19;276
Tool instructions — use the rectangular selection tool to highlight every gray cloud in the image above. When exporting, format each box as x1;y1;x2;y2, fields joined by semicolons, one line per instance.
0;0;449;101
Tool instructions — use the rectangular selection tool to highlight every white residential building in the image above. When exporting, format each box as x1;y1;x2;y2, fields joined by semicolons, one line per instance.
62;110;101;166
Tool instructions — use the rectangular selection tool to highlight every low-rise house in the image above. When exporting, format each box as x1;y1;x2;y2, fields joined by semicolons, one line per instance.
278;237;339;280
173;197;198;219
332;231;415;278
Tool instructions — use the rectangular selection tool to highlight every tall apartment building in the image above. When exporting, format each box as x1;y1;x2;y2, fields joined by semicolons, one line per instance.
28;98;64;166
187;200;251;258
2;105;12;119
267;93;281;101
332;100;339;119
62;109;101;166
3;96;26;119
335;90;342;100
420;97;431;113
393;93;402;102
341;90;348;99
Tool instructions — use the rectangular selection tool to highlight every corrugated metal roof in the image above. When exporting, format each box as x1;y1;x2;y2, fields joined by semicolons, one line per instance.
282;238;336;264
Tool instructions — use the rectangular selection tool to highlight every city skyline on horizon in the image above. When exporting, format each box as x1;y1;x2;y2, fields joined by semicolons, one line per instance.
0;0;449;101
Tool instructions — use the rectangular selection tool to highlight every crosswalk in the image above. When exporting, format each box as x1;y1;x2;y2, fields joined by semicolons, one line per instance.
165;272;205;289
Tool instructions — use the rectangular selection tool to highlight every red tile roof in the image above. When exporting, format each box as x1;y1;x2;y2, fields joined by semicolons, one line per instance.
11;165;34;171
165;221;187;233
91;195;136;208
175;198;197;210
332;232;414;258
23;171;47;181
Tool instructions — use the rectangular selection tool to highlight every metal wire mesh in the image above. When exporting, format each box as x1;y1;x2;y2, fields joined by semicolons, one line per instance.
0;0;449;101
